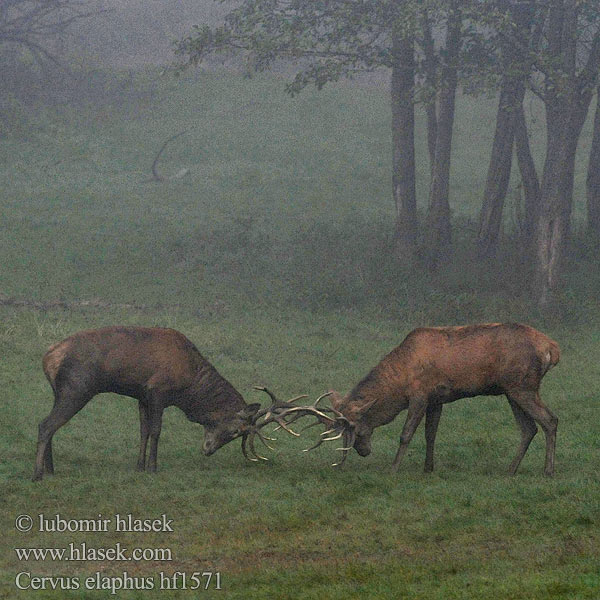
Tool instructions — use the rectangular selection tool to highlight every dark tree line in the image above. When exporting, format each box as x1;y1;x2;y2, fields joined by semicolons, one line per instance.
176;0;600;309
478;0;600;307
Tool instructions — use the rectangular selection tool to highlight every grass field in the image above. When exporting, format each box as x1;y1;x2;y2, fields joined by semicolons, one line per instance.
1;68;599;599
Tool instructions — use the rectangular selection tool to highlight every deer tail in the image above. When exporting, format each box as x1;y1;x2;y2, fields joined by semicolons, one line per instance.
42;341;68;390
542;339;560;374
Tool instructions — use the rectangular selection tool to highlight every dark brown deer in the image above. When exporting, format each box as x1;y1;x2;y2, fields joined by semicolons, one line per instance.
293;323;560;476
33;326;297;481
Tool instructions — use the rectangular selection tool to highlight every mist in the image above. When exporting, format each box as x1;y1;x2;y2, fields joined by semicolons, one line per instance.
1;1;600;598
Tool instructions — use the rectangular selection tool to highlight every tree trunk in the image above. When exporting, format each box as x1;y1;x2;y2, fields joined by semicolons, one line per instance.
533;102;591;307
391;31;417;260
533;96;568;307
477;79;524;258
533;210;568;309
531;0;599;308
477;0;538;258
423;2;460;270
587;89;600;241
561;104;590;230
421;8;437;177
535;72;593;302
514;101;540;241
424;84;455;269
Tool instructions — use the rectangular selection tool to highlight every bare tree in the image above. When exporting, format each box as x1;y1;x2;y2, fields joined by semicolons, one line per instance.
0;0;104;68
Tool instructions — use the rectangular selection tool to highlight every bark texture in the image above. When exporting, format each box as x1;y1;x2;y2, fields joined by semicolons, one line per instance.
477;0;537;257
532;0;600;308
477;79;525;258
587;89;600;240
514;102;540;241
391;31;417;260
424;2;461;270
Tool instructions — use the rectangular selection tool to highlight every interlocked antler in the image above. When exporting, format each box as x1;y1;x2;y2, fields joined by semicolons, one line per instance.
248;388;356;467
290;395;356;467
241;386;308;462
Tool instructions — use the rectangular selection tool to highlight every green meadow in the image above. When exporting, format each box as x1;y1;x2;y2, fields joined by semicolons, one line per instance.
1;69;599;599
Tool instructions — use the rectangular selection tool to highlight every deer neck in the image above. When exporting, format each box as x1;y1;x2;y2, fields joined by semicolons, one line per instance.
347;367;410;427
182;367;246;424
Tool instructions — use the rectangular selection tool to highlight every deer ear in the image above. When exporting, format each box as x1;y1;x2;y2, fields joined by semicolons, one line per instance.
237;403;261;421
329;390;344;409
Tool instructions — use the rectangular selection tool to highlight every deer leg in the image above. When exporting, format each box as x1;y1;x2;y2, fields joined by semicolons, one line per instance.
43;395;59;475
392;399;427;473
33;388;90;481
424;403;442;473
137;401;150;472
44;438;54;475
506;396;538;475
147;397;164;473
509;391;557;477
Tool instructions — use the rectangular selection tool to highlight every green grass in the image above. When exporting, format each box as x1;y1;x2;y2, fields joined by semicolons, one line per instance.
1;68;599;599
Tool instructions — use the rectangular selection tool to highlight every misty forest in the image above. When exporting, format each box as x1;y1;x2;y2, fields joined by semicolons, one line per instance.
1;1;600;598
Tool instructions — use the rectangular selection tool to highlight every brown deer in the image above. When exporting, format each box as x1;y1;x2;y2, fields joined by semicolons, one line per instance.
33;326;298;481
292;323;560;476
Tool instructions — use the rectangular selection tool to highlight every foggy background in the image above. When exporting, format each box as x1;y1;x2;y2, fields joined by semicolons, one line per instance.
2;2;600;598
44;0;229;67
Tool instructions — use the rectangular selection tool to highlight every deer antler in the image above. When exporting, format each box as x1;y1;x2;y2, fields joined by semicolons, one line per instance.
248;389;356;466
240;386;309;461
288;396;356;466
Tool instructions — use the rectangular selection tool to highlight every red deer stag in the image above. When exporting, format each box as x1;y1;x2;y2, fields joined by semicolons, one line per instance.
33;326;301;481
293;324;560;476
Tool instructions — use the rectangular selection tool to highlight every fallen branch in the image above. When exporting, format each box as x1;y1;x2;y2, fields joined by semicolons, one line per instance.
141;101;260;184
144;130;188;183
0;295;158;312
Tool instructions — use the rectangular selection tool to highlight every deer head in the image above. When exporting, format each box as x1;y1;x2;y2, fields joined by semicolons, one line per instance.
202;402;262;456
328;391;377;457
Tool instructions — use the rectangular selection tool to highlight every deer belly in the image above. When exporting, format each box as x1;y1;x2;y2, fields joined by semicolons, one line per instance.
432;383;504;403
102;381;147;399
